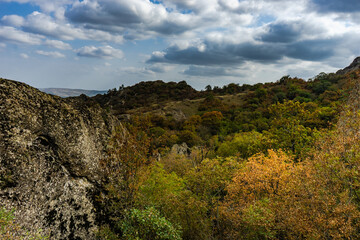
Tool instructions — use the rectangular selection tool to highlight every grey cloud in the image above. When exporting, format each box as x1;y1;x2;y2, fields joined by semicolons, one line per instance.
148;44;244;65
66;1;142;26
148;37;338;66
76;45;124;59
147;41;283;66
286;39;337;61
312;0;360;13
65;0;195;37
230;42;284;62
259;22;301;43
183;65;245;77
150;20;192;35
145;65;167;73
19;11;124;43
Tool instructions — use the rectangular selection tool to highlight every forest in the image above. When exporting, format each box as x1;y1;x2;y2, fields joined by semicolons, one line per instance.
92;69;360;239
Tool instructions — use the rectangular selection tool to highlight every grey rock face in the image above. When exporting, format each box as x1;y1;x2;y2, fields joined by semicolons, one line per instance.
336;57;360;75
0;79;120;239
171;143;190;156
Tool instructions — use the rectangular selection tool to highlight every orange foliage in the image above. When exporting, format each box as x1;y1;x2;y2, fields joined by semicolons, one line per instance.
221;144;360;239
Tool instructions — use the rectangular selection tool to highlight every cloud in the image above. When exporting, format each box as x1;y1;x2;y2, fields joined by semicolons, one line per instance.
36;50;65;58
147;41;284;66
120;66;155;76
145;64;174;73
1;0;76;13
0;26;42;45
1;15;25;27
286;38;338;61
17;11;124;42
183;65;245;77
45;39;72;50
258;22;302;43
65;0;197;38
76;45;124;59
20;53;29;59
22;11;86;40
312;0;360;13
148;32;340;66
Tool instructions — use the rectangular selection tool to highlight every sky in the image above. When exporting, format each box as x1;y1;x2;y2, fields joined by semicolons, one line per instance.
0;0;360;90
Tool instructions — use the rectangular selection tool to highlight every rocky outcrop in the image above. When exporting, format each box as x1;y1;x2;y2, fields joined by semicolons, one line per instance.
336;57;360;75
0;78;120;239
171;143;191;156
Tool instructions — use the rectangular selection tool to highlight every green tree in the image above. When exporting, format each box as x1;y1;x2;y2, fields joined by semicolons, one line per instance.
120;207;182;240
216;131;269;158
138;164;210;240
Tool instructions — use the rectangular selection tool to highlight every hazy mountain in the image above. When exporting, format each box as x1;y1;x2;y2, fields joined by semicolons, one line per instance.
40;88;107;97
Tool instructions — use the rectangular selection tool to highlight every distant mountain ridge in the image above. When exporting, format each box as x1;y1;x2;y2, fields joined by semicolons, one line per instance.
40;88;107;97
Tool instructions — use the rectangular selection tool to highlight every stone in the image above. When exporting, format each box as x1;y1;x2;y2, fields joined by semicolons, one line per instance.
336;57;360;75
0;78;121;239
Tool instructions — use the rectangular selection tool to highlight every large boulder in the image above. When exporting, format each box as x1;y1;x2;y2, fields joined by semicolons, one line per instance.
0;78;120;239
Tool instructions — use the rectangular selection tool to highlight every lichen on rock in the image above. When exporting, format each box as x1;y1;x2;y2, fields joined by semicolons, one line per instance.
0;78;120;239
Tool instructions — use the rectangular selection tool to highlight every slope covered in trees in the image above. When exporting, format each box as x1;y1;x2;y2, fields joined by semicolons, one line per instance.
92;60;360;239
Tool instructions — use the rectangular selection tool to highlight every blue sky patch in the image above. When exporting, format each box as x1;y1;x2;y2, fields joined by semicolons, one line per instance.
0;2;40;18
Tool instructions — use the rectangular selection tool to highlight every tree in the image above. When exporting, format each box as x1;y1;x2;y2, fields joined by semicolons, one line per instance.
137;163;210;240
220;150;294;239
201;111;223;135
264;100;319;159
216;131;269;158
99;124;151;223
120;207;182;240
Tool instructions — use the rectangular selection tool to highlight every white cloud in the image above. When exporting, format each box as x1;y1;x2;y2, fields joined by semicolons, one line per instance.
44;39;72;50
17;11;125;43
76;45;124;59
20;53;29;59
22;11;86;40
1;15;25;27
120;66;155;76
0;26;42;45
1;0;76;13
36;50;65;58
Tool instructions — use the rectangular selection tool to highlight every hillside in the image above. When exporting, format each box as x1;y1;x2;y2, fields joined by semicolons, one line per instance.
1;58;360;239
89;63;354;156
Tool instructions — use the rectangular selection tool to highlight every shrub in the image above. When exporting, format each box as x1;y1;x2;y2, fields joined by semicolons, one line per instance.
120;207;182;240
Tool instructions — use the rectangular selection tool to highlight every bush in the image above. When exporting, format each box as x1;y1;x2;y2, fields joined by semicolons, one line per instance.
120;207;182;240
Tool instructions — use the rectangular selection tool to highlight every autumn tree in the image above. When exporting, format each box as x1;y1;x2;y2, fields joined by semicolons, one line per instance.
99;124;151;228
220;150;295;239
